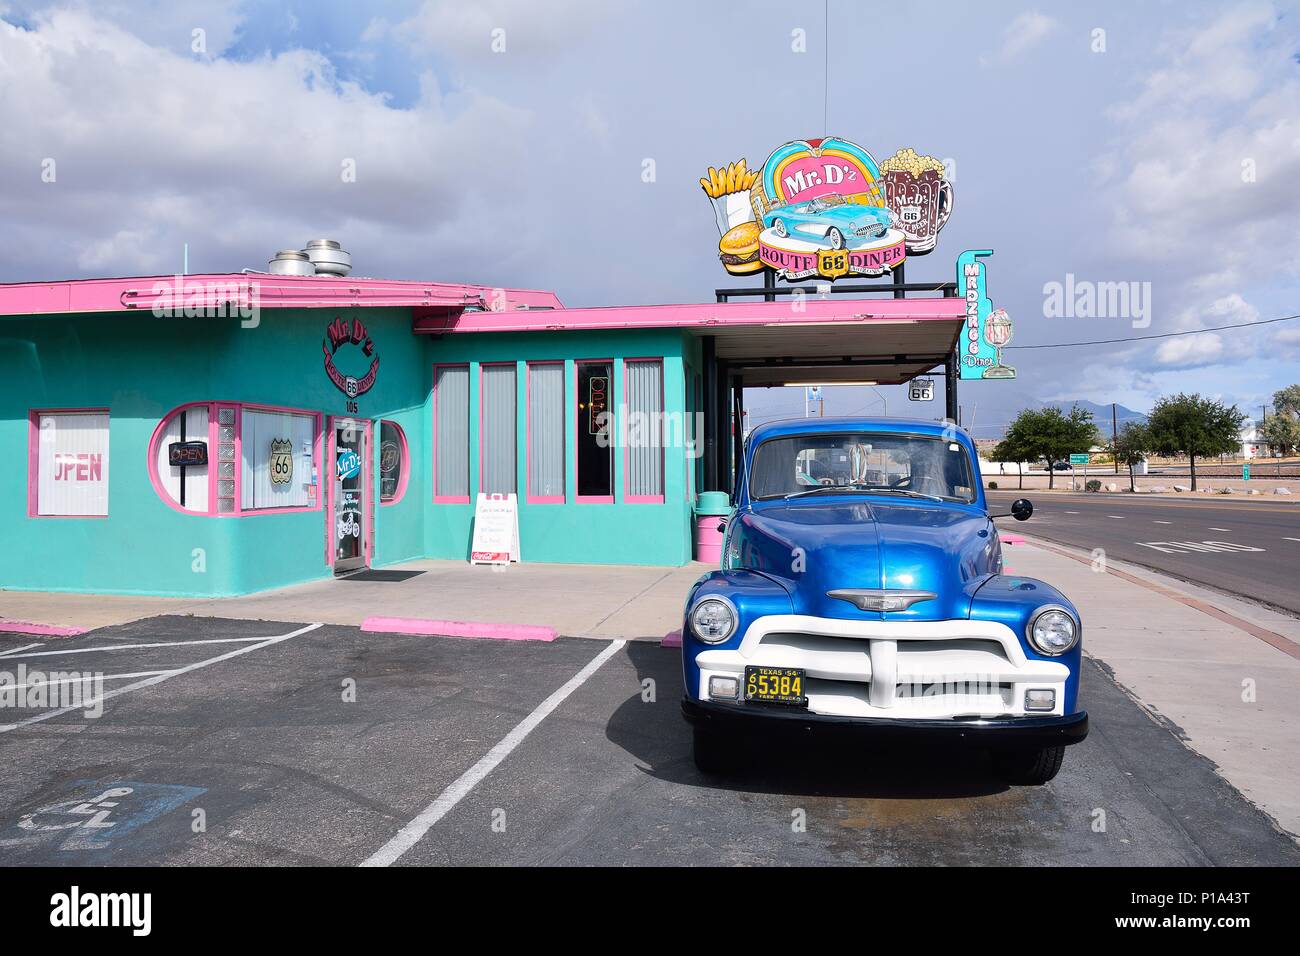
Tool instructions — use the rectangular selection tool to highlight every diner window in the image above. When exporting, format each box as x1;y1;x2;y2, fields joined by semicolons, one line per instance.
240;408;316;511
153;403;210;513
480;363;517;495
625;360;664;501
527;362;565;502
30;409;110;517
576;361;613;501
379;420;408;504
434;365;469;501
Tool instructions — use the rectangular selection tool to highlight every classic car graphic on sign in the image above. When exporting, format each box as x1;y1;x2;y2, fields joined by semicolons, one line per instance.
761;194;894;250
680;417;1087;784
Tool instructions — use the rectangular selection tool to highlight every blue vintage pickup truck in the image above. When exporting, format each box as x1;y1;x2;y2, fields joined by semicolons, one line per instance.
681;417;1087;784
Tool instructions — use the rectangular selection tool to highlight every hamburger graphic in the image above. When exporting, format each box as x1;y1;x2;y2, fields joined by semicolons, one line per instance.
718;221;762;275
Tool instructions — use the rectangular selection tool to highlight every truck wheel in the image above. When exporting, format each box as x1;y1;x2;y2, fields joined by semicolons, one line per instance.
692;724;739;774
991;745;1065;785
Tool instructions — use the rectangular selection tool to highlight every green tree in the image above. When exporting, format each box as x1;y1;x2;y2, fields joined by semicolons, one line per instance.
989;434;1032;490
1274;384;1300;418
1145;393;1246;491
1108;422;1151;493
1260;410;1300;455
1000;405;1098;489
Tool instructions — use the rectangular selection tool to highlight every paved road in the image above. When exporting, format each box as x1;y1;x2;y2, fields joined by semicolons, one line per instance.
1;616;1295;866
988;490;1300;616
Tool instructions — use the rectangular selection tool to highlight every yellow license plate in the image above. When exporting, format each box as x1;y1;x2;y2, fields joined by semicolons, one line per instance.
744;666;806;706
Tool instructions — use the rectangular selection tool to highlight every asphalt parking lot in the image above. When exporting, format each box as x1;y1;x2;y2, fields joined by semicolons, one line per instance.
1;616;1297;866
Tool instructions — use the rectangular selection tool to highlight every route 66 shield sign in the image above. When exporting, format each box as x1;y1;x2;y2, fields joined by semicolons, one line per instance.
269;438;293;485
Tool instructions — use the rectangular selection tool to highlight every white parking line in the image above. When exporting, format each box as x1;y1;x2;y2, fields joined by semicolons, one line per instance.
0;623;322;734
1285;537;1300;543
1209;527;1231;532
3;671;170;692
1108;515;1123;519
1064;511;1079;515
0;636;272;660
0;643;42;658
361;638;627;868
1154;520;1172;524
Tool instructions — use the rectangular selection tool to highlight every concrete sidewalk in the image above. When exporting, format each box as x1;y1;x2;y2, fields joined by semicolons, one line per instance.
3;560;707;642
1004;536;1300;840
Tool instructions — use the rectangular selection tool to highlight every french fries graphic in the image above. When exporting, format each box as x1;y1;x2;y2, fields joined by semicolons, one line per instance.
699;159;760;199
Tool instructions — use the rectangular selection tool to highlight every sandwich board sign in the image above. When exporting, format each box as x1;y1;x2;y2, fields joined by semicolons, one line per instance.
909;378;934;402
470;493;520;564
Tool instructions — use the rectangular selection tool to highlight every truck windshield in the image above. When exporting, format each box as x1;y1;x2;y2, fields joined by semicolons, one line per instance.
750;433;977;503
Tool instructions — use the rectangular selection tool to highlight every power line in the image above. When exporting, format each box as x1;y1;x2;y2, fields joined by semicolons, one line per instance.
1005;312;1300;350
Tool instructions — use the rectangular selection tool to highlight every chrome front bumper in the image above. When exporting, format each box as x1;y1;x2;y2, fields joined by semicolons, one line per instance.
693;615;1072;720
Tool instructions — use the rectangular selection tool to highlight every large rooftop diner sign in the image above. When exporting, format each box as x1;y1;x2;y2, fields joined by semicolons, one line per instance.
700;136;952;282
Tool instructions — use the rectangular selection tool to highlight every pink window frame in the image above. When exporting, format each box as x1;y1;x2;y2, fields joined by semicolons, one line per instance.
623;357;665;504
27;407;111;519
145;401;323;517
574;358;615;504
378;419;410;506
478;362;518;499
525;360;565;504
432;363;471;504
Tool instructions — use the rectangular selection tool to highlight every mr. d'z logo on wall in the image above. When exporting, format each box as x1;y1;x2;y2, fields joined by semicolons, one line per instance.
324;317;379;412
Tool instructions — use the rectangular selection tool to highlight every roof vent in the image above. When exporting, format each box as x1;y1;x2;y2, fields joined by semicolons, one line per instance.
267;249;314;276
303;238;352;277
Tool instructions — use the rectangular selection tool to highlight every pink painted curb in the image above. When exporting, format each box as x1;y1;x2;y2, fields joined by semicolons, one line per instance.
661;629;682;648
0;618;90;637
1002;534;1026;545
361;615;557;642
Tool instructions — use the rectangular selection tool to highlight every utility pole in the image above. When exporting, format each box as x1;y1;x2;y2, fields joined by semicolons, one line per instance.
1112;402;1119;474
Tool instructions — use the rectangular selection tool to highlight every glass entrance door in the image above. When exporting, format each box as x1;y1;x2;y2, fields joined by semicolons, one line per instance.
333;419;368;573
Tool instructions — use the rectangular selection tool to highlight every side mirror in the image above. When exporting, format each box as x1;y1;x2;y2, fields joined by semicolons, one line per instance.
1010;498;1033;521
715;518;728;533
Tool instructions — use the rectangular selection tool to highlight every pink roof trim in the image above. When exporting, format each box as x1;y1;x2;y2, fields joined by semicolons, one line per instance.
0;272;564;316
414;296;965;334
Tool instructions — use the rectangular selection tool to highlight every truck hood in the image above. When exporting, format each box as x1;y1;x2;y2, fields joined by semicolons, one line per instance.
733;500;996;621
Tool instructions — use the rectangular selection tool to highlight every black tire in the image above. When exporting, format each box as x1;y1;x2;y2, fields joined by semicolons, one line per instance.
692;724;739;775
991;745;1066;785
827;227;845;250
773;218;787;238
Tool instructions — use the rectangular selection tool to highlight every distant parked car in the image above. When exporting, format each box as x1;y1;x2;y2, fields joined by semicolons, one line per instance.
1051;460;1072;471
680;417;1088;785
761;195;894;250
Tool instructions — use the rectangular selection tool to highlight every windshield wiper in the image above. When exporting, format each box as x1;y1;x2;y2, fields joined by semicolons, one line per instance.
781;485;872;500
859;487;947;502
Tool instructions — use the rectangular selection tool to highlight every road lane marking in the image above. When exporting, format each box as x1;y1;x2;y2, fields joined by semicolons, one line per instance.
1108;515;1123;518
1209;527;1232;532
1154;520;1172;524
0;636;273;660
0;643;42;658
0;623;322;734
361;638;627;867
1065;511;1079;514
1284;537;1300;543
1135;540;1265;554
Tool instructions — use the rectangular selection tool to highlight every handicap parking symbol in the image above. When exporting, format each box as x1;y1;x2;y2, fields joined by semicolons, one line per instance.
0;780;205;851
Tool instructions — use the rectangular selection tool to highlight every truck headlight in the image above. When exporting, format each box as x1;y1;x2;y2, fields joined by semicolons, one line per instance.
1027;607;1079;655
690;598;737;643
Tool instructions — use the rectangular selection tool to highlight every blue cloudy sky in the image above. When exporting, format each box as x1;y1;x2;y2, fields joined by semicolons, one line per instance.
1;0;1297;429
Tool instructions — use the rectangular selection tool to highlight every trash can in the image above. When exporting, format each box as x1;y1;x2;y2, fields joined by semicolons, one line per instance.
694;492;731;565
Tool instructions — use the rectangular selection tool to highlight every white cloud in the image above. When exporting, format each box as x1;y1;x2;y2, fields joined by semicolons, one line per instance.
0;9;536;280
1152;294;1260;368
1101;3;1300;290
981;10;1056;66
379;0;611;59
